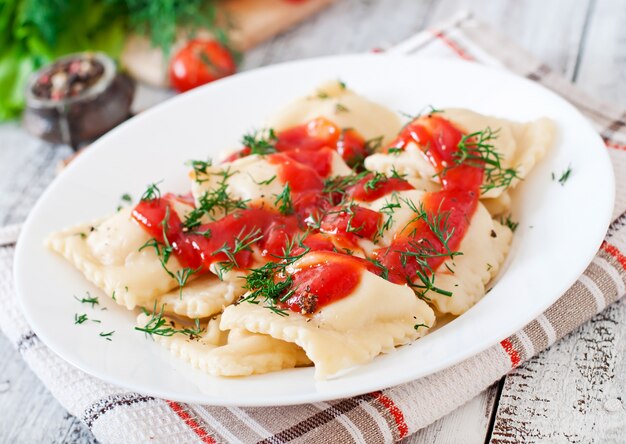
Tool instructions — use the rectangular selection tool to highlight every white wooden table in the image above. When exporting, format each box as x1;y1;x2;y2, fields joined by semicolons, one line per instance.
1;1;625;442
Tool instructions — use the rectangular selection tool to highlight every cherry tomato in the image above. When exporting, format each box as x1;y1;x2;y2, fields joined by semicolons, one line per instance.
169;39;237;92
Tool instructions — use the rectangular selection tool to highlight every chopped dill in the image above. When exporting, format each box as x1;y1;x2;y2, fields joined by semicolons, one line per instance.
241;129;278;155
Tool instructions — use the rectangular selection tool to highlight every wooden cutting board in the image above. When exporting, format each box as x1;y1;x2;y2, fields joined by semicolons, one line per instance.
121;0;335;87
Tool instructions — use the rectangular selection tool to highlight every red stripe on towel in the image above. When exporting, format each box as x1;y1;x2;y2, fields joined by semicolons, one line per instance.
166;400;216;444
500;339;521;367
601;241;626;270
371;391;409;439
430;30;475;61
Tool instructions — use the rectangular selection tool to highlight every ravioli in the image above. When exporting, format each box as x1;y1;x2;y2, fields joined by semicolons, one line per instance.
428;203;512;315
267;80;402;143
46;208;187;309
221;252;436;379
137;314;311;376
155;273;246;319
365;108;555;199
190;152;352;212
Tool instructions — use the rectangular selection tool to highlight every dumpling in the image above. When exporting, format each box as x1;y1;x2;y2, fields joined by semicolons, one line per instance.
190;152;352;212
46;207;188;309
137;313;311;376
154;273;246;319
427;203;512;315
220;251;436;379
365;109;555;199
267;80;402;143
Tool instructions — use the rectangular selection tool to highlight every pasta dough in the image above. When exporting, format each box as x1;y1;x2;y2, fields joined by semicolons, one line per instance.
221;252;436;379
267;80;402;143
46;208;186;309
365;108;555;199
137;314;311;376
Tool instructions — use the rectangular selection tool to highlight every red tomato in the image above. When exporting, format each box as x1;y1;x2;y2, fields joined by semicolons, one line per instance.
169;39;237;92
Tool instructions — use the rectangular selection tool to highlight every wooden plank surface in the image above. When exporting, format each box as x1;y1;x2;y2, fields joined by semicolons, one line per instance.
0;0;623;443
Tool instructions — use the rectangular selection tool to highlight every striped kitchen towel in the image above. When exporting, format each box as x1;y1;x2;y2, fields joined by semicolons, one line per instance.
1;13;625;444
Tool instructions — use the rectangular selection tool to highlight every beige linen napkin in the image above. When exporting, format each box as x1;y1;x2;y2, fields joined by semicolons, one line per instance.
1;14;625;443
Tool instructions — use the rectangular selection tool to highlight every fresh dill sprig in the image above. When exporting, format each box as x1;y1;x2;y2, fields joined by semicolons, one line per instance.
501;215;519;232
364;171;388;192
74;313;88;324
374;194;401;243
240;235;312;316
250;174;276;186
74;293;99;308
451;127;519;192
554;165;572;185
140;182;162;201
183;168;249;228
175;267;199;299
241;129;278;155
335;103;349;113
186;158;213;175
274;183;294;215
135;302;204;338
99;331;114;341
213;226;263;279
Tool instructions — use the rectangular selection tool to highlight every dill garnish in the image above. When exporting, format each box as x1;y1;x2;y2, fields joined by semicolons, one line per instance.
398;198;463;299
335;103;349;113
501;215;519;232
74;293;99;308
554;165;572;185
213;226;264;279
186;158;213;175
99;331;114;341
274;183;294;215
74;313;88;324
183;168;249;228
140;182;162;201
242;129;277;155
240;236;311;316
136;302;204;338
451;127;519;192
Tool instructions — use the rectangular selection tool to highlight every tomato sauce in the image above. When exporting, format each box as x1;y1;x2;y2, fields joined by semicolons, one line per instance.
133;113;485;314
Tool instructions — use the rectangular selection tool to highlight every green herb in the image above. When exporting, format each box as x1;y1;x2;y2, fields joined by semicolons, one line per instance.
241;129;277;155
364;171;388;191
191;228;212;238
240;236;312;316
398;198;463;299
183;168;249;228
111;291;116;301
414;323;429;330
121;193;132;203
390;166;407;180
317;91;329;99
187;158;213;175
338;80;347;89
450;127;519;192
374;194;401;243
99;330;114;341
74;313;88;324
175;267;199;299
74;293;99;308
335;103;349;113
274;183;293;215
135;302;204;337
501;215;519;232
555;165;572;185
140;182;162;201
250;174;276;186
387;147;403;155
213;227;263;279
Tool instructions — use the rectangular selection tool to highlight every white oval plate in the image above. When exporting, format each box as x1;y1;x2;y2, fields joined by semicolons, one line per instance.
15;55;614;406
